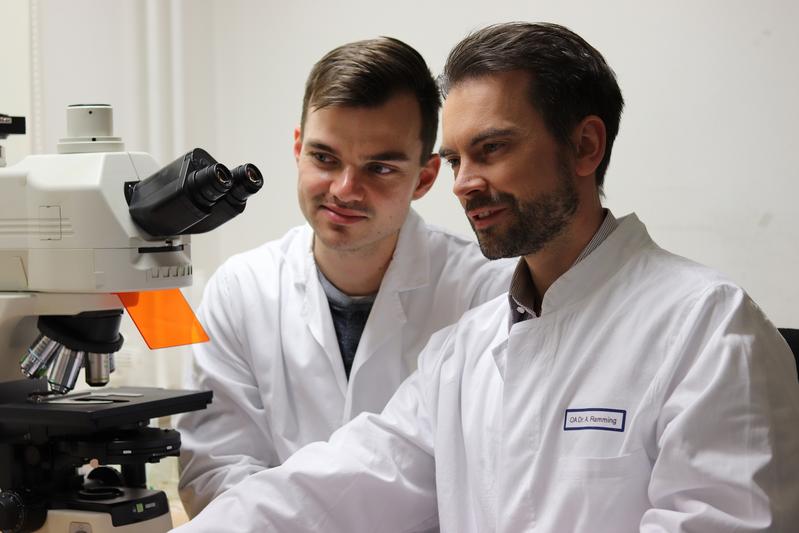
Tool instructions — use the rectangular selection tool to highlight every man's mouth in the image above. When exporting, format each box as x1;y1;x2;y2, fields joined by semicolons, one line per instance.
320;203;369;225
473;208;501;219
467;206;506;229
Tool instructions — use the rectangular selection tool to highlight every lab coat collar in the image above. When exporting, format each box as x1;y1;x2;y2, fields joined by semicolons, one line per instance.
377;208;431;293
298;228;347;395
344;210;432;399
292;209;432;399
540;213;652;316
288;208;430;293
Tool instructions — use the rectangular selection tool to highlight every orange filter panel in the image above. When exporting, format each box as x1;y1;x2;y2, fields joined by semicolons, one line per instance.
116;289;209;349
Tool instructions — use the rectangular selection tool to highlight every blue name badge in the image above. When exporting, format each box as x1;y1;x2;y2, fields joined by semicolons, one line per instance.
564;408;626;432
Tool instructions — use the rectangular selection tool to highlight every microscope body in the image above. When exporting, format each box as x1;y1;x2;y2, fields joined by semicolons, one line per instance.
0;105;262;533
0;148;194;295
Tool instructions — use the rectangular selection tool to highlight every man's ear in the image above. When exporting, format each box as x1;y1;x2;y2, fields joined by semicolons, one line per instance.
411;154;441;200
572;116;606;178
293;127;302;163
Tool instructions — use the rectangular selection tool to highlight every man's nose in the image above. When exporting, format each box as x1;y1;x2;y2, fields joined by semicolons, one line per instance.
452;161;488;201
330;166;364;203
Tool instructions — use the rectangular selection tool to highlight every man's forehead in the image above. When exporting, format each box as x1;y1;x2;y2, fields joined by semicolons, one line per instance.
303;96;424;160
441;94;512;144
442;72;536;142
444;72;531;110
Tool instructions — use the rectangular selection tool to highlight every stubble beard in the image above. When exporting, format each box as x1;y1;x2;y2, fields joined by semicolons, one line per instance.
470;162;580;260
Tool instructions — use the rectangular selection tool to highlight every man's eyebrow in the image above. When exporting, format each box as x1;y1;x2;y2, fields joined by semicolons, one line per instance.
364;150;410;162
304;140;339;155
470;127;518;147
304;141;409;163
438;127;519;158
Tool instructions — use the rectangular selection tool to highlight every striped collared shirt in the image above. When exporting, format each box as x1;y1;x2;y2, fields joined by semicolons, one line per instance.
508;210;618;324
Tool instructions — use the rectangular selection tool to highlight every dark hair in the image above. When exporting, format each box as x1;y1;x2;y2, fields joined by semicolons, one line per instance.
301;37;440;164
441;22;624;188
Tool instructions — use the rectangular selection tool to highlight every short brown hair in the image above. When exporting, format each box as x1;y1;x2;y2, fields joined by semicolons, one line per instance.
301;37;440;164
441;22;624;190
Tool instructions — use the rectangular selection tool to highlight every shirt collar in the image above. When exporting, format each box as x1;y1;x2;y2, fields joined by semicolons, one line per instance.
508;209;619;323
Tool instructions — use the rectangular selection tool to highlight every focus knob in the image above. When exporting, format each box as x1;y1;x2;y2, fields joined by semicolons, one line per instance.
0;491;46;532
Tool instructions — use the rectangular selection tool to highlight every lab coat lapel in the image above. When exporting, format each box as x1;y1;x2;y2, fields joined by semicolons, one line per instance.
296;227;348;397
345;211;430;407
351;288;407;375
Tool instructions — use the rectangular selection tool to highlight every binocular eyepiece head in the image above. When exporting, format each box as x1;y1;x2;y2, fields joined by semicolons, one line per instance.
127;149;263;237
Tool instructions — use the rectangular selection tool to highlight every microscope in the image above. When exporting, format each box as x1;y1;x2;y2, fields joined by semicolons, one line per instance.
0;105;263;532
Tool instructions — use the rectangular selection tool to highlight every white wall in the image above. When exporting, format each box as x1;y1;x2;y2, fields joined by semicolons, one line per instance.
6;0;799;329
0;0;30;165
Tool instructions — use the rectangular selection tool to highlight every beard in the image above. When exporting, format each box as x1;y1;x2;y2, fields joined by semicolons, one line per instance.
467;160;579;260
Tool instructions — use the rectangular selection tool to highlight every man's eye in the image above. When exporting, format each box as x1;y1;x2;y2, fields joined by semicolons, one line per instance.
310;152;335;164
483;142;502;154
369;164;394;176
445;157;460;169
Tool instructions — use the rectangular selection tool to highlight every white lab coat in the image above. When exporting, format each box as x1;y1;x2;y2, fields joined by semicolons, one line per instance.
177;209;514;517
174;213;799;533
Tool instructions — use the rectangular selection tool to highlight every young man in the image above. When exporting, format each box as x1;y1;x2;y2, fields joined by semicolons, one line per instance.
176;37;514;517
176;24;799;532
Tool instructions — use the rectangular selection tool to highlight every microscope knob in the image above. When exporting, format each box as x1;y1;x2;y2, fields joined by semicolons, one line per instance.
0;490;46;532
0;491;23;531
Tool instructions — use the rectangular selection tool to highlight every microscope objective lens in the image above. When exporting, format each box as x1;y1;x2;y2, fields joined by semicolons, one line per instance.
47;347;86;394
85;352;112;386
20;334;61;378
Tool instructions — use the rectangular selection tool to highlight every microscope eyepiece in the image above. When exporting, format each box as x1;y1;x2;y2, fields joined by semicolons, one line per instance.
229;163;264;203
188;162;233;207
239;163;263;187
171;162;264;234
245;165;259;183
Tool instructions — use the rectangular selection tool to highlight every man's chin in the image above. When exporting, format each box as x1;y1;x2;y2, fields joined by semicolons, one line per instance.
476;234;507;260
476;227;530;260
314;229;364;253
477;242;511;260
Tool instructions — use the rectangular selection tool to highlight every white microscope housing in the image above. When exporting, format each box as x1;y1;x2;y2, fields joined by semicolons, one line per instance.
0;104;262;533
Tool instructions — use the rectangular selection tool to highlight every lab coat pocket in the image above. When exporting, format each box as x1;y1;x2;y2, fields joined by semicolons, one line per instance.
544;449;652;533
555;448;651;480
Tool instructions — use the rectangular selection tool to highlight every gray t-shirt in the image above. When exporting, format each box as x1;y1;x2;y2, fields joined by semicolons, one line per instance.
317;268;376;379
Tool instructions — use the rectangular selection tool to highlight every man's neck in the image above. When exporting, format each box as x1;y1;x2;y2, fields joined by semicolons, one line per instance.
523;203;604;305
313;232;399;296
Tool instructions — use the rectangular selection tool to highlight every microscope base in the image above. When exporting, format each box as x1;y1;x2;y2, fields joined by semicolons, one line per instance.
34;507;172;533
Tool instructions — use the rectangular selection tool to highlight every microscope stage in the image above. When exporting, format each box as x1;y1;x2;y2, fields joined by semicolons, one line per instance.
0;384;212;431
